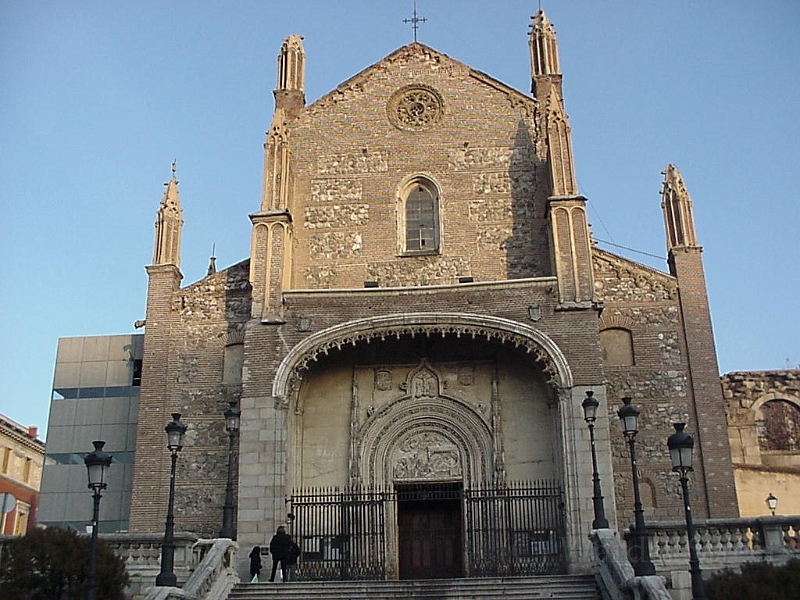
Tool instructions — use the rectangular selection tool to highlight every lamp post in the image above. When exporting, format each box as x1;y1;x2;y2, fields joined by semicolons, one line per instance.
84;440;112;600
219;402;241;539
667;422;707;600
156;413;187;587
582;391;609;529
617;397;656;576
765;493;778;516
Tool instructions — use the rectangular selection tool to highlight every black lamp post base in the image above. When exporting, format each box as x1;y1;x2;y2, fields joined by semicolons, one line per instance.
155;572;178;587
632;560;657;577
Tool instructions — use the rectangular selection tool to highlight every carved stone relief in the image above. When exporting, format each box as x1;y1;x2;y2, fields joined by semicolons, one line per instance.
392;431;462;481
457;366;474;386
350;359;498;487
375;369;392;391
410;367;439;398
297;316;313;332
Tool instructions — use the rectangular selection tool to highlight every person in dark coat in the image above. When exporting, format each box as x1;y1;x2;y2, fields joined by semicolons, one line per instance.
284;535;301;582
268;525;291;582
249;546;262;582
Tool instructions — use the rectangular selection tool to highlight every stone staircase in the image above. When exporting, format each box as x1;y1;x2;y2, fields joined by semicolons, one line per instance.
227;575;599;600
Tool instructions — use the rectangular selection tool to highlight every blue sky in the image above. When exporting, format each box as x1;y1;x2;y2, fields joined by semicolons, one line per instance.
2;1;798;439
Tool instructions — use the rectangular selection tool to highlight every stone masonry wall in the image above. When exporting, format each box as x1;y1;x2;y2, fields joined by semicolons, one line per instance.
593;249;712;523
723;369;800;465
237;277;607;543
131;261;251;536
286;45;550;290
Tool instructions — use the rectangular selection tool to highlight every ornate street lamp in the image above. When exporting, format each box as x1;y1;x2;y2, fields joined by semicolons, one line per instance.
668;423;707;600
219;402;241;539
582;391;609;529
617;397;656;576
156;413;187;587
84;441;112;600
765;493;778;516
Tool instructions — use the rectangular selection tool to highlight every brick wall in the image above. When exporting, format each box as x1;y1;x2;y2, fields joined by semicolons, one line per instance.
130;262;250;535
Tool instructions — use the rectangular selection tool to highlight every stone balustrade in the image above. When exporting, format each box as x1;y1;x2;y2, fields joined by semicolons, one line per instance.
592;517;799;600
615;517;800;600
590;529;671;600
102;532;200;599
639;516;800;574
140;538;238;600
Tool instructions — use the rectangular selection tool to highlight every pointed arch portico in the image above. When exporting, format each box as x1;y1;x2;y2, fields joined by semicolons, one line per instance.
263;312;605;571
271;312;574;408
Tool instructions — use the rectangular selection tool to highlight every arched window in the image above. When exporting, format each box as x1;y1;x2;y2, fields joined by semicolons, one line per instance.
757;399;800;451
399;178;439;254
599;328;634;366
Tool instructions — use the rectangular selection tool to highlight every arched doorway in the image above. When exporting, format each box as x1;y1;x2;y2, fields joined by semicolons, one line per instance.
275;313;583;579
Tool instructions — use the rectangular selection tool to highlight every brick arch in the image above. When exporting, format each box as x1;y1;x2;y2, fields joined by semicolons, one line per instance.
211;328;246;349
752;394;800;452
751;392;800;414
598;313;636;331
272;313;573;406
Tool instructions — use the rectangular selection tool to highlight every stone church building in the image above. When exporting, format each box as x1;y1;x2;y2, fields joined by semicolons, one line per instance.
124;10;738;578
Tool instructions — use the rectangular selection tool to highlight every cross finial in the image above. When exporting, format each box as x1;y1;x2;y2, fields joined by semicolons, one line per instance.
171;159;177;177
403;0;426;43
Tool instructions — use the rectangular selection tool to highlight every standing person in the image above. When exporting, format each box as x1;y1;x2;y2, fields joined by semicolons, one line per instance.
284;536;301;582
248;546;262;583
268;525;291;582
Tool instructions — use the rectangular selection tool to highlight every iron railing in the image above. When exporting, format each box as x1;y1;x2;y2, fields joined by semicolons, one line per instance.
289;487;388;580
288;480;566;580
465;480;566;577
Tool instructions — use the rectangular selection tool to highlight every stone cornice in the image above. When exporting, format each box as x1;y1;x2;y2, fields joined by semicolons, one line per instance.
283;276;558;300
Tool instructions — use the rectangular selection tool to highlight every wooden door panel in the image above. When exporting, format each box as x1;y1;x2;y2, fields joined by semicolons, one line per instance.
398;499;462;579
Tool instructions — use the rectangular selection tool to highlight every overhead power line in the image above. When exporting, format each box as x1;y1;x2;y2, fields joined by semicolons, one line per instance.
595;238;666;261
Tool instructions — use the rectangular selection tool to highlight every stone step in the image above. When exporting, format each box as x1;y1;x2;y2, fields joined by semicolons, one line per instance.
228;575;599;600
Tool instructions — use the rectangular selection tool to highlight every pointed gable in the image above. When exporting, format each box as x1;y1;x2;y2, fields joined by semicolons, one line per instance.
267;41;553;290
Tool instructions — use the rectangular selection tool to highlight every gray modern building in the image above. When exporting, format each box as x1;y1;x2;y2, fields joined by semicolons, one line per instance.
38;334;142;532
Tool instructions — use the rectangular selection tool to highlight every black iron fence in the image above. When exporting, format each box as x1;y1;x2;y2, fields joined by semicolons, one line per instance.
288;480;566;580
465;480;566;577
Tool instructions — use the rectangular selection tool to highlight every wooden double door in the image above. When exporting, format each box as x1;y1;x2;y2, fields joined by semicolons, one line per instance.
397;483;463;580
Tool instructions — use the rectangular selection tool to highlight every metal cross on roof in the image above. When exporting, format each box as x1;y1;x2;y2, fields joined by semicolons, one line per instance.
403;0;427;43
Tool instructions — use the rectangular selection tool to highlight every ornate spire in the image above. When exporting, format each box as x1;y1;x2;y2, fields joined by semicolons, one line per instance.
275;34;306;118
152;161;183;267
529;10;576;197
545;89;578;197
529;8;561;96
661;164;699;250
276;34;305;92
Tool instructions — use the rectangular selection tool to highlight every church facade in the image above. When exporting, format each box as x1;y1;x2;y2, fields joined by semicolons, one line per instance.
124;10;737;577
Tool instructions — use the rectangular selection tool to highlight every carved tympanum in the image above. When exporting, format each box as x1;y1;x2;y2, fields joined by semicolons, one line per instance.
392;431;462;480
